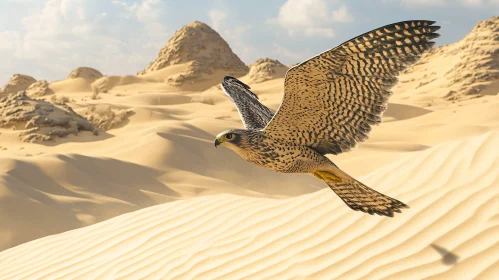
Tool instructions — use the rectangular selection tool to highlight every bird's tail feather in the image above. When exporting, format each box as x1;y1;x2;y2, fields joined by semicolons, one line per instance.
315;171;408;217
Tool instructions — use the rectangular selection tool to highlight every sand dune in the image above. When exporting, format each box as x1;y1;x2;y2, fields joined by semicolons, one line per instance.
0;95;322;250
0;17;498;279
0;132;496;279
50;77;93;93
1;53;498;252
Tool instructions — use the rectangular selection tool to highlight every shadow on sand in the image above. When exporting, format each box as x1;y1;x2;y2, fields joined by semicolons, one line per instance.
431;244;459;265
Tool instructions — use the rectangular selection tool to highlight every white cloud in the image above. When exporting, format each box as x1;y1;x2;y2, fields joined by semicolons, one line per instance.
271;43;315;64
205;5;262;64
222;24;260;63
401;0;446;6
303;27;335;38
225;24;260;64
404;0;497;7
112;0;167;49
268;0;353;38
0;31;22;54
19;0;98;60
276;0;328;28
0;0;169;84
208;8;226;32
60;0;86;20
332;5;353;23
136;0;160;22
461;0;482;6
113;0;164;23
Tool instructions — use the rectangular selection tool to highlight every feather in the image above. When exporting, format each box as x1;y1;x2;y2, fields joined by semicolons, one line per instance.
263;20;440;155
221;77;274;130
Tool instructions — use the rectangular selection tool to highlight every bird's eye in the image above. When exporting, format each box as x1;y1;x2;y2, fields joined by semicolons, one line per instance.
225;133;233;140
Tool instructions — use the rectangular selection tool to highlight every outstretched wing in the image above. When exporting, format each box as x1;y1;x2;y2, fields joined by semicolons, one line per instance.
221;76;274;130
263;20;440;155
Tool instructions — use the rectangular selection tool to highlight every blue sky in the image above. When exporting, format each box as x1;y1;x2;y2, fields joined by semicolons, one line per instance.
0;0;497;85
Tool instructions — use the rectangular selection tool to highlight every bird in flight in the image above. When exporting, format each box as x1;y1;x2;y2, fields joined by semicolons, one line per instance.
214;20;440;217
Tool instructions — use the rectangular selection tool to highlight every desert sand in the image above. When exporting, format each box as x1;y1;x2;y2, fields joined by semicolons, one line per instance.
0;17;497;279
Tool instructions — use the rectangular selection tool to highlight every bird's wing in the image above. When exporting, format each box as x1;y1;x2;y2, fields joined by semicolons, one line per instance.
263;20;440;155
221;76;274;130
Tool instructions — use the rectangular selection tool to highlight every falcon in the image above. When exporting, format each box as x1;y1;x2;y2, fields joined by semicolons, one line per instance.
214;20;440;217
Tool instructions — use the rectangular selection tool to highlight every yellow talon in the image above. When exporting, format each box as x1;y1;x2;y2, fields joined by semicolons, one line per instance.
313;171;342;183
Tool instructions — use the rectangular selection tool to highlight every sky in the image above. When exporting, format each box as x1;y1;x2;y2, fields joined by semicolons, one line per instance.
0;0;497;85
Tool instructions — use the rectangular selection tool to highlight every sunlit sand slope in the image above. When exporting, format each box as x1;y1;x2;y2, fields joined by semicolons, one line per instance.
0;132;496;280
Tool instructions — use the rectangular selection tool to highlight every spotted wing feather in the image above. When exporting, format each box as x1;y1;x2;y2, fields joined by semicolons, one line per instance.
263;20;440;155
221;76;274;130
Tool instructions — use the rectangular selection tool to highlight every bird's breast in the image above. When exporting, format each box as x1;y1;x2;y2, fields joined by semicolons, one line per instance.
235;141;319;173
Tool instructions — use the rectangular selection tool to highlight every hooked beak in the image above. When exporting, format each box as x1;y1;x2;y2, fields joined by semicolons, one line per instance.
214;138;221;148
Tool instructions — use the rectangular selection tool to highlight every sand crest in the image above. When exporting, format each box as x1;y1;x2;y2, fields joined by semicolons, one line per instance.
0;132;496;279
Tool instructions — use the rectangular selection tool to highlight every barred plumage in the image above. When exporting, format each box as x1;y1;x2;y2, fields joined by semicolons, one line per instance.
217;21;440;217
264;20;440;155
221;76;273;130
326;177;408;217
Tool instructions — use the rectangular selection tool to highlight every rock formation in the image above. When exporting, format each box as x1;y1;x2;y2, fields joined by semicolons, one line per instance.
82;105;133;131
397;16;499;101
247;58;289;83
1;74;36;94
26;80;54;97
138;21;248;86
443;16;499;99
67;67;104;82
0;91;97;142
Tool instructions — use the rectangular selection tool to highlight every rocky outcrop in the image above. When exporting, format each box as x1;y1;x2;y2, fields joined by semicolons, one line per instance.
398;16;499;101
138;21;248;86
67;67;104;82
82;105;133;131
443;16;499;99
1;74;36;94
26;80;54;97
0;91;97;142
247;58;288;83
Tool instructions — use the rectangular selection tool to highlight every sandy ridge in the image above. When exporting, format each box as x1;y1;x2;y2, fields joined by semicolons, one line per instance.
0;132;496;279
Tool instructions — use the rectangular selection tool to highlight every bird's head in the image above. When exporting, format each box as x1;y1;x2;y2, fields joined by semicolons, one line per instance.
214;129;247;150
